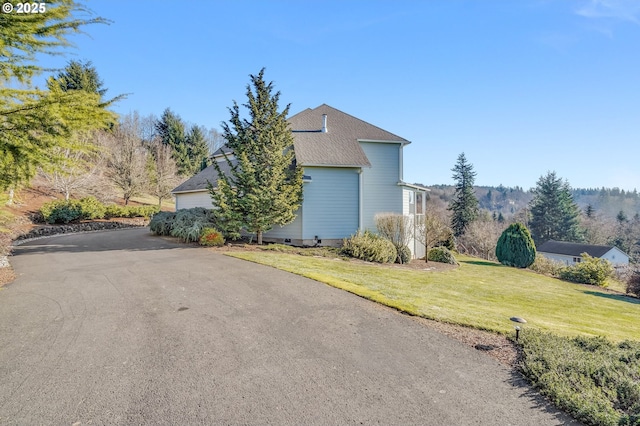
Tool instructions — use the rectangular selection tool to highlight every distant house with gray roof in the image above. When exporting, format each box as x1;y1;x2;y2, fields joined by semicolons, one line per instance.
172;104;427;257
537;240;629;267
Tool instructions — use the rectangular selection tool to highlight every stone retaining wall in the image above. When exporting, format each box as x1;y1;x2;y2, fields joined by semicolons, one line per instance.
14;218;149;242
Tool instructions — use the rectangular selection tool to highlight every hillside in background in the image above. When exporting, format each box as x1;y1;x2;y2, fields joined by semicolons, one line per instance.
419;184;640;220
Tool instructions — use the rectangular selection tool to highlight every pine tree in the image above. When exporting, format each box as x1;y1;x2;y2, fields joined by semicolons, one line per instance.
448;153;479;237
495;223;536;268
210;69;303;244
186;125;210;175
585;204;595;219
529;171;583;245
50;59;126;108
41;60;123;199
0;1;112;192
155;109;190;175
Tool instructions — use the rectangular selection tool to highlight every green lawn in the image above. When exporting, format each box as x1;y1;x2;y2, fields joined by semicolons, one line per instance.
227;252;640;342
130;194;175;209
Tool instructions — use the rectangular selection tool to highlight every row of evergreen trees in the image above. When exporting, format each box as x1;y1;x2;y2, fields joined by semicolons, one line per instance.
448;156;588;246
155;109;211;177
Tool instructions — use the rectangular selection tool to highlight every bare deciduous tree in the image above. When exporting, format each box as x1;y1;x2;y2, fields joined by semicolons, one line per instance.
102;114;148;205
415;208;450;263
40;131;103;200
147;137;180;208
460;217;506;260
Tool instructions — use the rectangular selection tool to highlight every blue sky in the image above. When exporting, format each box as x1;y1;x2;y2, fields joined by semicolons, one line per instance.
36;0;640;191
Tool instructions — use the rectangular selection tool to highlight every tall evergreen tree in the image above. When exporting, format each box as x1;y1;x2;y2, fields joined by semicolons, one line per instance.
448;153;479;237
186;125;210;174
155;109;190;175
0;1;112;192
50;59;126;108
585;204;595;219
529;171;583;244
210;69;303;244
155;110;210;176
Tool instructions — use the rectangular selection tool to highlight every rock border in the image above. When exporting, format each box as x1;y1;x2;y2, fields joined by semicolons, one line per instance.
11;219;149;246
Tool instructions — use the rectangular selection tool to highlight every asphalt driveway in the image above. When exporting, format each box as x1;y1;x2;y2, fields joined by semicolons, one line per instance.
0;228;576;425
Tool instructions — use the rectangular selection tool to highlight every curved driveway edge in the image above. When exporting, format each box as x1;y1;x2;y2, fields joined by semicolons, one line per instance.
0;228;577;425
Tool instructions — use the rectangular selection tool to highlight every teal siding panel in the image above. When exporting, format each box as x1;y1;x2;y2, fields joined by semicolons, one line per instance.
302;167;359;239
360;142;403;231
262;209;303;239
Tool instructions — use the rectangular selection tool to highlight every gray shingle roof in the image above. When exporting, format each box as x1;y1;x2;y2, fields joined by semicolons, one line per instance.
172;159;236;193
172;104;409;193
537;240;614;258
289;104;408;167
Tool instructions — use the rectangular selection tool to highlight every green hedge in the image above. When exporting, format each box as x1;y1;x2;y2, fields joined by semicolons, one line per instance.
39;197;160;224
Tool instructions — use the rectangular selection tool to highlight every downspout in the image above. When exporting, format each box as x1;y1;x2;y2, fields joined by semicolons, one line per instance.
399;143;404;181
358;168;363;231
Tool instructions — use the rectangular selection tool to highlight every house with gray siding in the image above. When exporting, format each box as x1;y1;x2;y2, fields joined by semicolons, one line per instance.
537;240;629;267
172;104;427;257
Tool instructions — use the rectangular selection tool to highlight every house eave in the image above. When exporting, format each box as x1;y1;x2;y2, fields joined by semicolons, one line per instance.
301;163;368;168
398;182;430;191
357;139;410;145
171;189;209;195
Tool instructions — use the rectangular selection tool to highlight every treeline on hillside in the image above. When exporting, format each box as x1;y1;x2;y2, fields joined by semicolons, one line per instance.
417;156;640;264
422;184;640;222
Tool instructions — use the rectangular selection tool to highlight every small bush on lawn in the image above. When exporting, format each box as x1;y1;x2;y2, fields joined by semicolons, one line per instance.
396;245;412;264
519;329;640;426
341;230;397;263
627;269;640;296
529;255;565;277
199;227;225;246
495;222;536;268
427;247;458;265
559;253;614;286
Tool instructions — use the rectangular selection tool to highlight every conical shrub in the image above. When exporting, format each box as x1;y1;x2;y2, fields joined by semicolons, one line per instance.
496;222;536;268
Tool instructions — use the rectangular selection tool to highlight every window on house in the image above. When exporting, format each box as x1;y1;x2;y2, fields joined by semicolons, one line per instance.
416;192;423;215
573;257;581;263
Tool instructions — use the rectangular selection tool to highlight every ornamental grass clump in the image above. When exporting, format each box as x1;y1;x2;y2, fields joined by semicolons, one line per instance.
374;213;412;263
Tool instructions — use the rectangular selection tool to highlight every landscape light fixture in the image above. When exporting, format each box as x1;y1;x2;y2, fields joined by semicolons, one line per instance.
510;316;527;341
